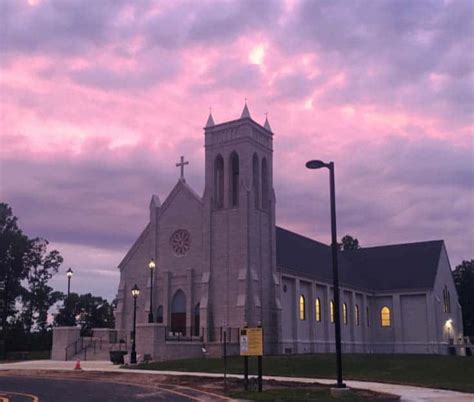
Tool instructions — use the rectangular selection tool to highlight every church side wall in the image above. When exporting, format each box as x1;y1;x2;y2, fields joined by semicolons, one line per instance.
115;228;153;339
280;273;375;354
432;245;464;354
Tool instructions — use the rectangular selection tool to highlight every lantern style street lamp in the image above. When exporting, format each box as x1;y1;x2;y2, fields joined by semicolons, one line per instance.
148;259;156;323
131;284;140;364
66;268;73;297
66;268;74;325
306;160;345;388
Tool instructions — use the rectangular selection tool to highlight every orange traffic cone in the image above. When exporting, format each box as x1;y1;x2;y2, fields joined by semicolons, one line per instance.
74;359;82;370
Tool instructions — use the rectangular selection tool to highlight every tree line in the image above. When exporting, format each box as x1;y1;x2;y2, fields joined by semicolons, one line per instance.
0;203;114;358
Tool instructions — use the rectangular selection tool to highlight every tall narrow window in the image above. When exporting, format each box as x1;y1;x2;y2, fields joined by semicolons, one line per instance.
355;304;360;326
342;303;348;325
214;155;224;209
156;305;163;323
330;300;334;323
443;286;451;313
299;295;306;321
380;306;391;327
261;157;269;210
315;298;321;322
253;153;260;208
443;287;447;312
230;152;239;207
366;306;370;327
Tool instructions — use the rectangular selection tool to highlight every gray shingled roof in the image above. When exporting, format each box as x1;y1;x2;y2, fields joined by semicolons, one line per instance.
276;226;443;292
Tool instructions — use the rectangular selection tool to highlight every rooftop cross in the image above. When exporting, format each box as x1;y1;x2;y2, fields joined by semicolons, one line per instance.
176;156;189;181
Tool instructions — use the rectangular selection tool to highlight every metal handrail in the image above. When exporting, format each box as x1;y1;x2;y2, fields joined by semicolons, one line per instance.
65;337;83;361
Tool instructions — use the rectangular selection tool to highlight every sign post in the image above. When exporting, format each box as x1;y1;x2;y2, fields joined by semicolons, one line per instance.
240;326;264;392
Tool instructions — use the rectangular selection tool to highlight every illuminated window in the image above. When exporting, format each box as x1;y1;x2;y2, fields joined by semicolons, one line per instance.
366;306;370;327
355;304;360;326
330;300;334;323
299;295;306;321
315;298;321;322
380;306;391;327
342;303;348;325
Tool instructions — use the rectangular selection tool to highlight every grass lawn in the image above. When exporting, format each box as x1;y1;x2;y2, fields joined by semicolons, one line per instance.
229;387;398;401
133;354;474;393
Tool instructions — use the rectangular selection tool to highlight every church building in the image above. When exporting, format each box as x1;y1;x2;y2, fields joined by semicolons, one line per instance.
114;104;463;360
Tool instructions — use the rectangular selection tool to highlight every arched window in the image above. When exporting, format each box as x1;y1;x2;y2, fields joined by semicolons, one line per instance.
299;295;306;321
252;153;260;208
330;300;334;323
342;303;348;325
366;306;370;327
156;305;163;323
214;155;224;209
315;298;321;322
230;152;239;207
380;306;391;327
355;304;360;326
261;157;269;210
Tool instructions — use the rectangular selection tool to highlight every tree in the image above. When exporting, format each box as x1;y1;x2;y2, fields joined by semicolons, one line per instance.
453;260;474;337
339;235;360;251
0;203;31;338
54;293;115;335
0;203;63;356
20;239;64;333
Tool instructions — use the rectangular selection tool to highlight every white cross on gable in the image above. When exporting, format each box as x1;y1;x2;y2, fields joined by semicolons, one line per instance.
176;156;189;181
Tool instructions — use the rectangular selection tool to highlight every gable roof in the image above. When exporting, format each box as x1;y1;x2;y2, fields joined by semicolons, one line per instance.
276;226;443;292
118;223;150;270
160;179;202;215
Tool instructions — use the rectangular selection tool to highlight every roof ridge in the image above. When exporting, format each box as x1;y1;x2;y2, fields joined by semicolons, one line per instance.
344;239;444;252
276;226;329;248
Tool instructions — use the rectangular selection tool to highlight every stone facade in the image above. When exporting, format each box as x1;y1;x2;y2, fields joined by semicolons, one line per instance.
113;106;464;360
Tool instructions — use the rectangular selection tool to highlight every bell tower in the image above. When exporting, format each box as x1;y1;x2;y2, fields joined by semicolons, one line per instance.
200;103;281;353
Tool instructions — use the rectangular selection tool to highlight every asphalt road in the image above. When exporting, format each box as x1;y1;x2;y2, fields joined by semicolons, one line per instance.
0;376;218;402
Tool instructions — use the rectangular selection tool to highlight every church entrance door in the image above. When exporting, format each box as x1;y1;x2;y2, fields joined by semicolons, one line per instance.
171;290;186;335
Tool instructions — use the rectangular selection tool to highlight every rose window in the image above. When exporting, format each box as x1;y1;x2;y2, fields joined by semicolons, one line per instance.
170;229;191;257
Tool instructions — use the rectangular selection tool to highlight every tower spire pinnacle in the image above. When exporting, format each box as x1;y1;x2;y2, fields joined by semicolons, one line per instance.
264;112;272;132
240;99;251;119
205;109;215;127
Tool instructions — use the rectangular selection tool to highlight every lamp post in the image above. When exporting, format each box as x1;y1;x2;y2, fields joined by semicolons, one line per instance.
148;259;156;323
131;284;140;364
66;268;73;325
66;268;73;298
306;160;345;388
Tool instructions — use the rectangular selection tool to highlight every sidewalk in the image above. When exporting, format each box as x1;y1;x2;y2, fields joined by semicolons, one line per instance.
1;360;473;402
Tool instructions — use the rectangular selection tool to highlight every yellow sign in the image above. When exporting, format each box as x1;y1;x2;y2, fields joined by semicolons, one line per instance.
240;327;263;356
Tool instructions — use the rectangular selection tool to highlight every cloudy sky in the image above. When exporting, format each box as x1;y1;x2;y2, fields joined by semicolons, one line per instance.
1;0;473;301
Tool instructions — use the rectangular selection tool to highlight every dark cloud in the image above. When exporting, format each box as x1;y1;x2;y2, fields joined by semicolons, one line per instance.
275;0;474;123
144;0;282;49
1;0;127;55
276;135;473;264
0;138;205;251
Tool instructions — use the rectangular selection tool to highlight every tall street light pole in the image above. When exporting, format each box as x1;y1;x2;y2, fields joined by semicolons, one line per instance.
131;284;140;364
306;160;345;389
66;268;74;325
148;259;156;323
